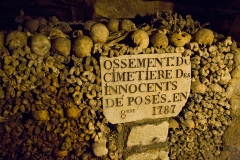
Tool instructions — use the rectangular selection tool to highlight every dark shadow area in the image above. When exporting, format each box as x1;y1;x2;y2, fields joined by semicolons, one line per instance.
173;0;236;35
0;0;92;30
143;0;233;7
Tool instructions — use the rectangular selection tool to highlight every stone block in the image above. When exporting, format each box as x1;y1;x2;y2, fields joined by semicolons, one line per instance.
92;0;174;18
126;150;169;160
127;121;169;147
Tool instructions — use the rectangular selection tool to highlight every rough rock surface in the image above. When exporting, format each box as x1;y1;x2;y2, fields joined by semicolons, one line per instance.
217;48;240;160
92;0;173;18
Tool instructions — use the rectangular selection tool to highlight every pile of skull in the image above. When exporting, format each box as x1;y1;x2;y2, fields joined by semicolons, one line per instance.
0;10;236;159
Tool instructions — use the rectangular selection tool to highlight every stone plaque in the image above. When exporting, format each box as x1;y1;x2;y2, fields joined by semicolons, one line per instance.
100;53;191;124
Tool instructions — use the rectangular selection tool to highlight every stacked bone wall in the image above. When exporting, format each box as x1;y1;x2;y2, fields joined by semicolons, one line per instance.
0;9;239;160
